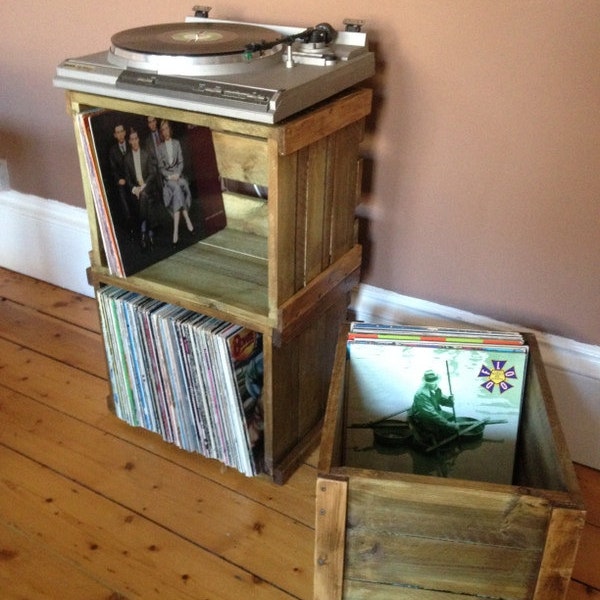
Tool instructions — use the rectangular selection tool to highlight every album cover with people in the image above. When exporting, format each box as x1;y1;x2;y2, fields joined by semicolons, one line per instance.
77;108;226;276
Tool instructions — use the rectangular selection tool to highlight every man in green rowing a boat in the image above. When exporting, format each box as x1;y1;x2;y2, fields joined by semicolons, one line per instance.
409;370;459;444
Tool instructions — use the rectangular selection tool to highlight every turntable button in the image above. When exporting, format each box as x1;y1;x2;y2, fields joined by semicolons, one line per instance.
205;85;223;95
224;89;244;99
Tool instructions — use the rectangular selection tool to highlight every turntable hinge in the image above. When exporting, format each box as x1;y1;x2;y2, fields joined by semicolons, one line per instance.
193;5;212;18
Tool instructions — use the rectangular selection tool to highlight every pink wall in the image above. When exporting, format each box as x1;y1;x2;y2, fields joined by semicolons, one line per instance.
1;1;599;345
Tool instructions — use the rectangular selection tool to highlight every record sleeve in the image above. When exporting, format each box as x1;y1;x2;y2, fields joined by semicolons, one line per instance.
345;324;529;484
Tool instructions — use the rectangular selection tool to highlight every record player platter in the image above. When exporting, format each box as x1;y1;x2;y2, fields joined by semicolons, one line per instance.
108;22;284;75
111;22;281;56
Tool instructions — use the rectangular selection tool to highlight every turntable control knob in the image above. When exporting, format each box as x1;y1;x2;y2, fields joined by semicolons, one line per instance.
313;23;336;44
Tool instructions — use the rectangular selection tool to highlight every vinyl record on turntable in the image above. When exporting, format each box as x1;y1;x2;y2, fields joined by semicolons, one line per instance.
111;22;281;56
56;15;375;121
108;21;285;76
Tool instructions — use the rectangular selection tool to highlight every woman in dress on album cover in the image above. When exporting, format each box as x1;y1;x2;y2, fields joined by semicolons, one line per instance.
157;119;194;245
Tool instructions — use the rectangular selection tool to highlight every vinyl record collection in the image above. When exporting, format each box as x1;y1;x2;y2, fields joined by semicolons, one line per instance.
97;285;264;476
76;108;123;276
345;322;529;484
75;108;225;278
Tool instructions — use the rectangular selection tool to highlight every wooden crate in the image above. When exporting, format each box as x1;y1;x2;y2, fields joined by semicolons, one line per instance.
314;328;586;600
64;88;372;483
68;88;370;332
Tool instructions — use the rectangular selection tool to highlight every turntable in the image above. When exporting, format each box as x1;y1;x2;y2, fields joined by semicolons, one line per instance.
54;8;375;123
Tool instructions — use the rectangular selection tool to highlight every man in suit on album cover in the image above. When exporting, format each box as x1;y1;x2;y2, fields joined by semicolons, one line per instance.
145;116;162;157
124;127;160;250
108;122;134;232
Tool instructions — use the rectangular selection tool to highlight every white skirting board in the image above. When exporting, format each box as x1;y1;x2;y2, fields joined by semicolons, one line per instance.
1;189;599;470
0;190;93;297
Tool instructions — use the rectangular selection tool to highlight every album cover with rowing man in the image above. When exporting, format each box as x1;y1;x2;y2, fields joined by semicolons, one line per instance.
344;325;529;484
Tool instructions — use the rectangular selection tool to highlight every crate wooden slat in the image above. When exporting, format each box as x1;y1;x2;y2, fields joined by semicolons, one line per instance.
212;130;269;186
315;478;348;599
328;120;366;264
269;290;353;483
315;329;586;599
222;192;269;237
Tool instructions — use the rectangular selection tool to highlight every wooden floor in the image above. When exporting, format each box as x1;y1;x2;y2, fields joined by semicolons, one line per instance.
0;267;598;600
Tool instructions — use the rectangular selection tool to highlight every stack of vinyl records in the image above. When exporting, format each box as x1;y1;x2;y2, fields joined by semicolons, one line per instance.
97;285;263;476
75;108;225;278
345;322;529;484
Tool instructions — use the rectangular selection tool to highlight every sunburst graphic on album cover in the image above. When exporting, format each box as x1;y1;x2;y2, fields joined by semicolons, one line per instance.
478;360;519;393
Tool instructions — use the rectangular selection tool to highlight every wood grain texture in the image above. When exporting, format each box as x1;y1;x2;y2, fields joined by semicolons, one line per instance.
344;476;546;599
212;131;269;186
0;268;597;600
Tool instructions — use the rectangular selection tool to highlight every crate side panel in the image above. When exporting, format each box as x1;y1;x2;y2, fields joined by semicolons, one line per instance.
515;334;583;500
347;476;550;547
515;342;566;491
268;141;298;309
270;295;350;469
222;192;268;238
295;309;329;436
328;120;365;264
345;532;540;599
532;507;587;600
212;131;268;187
318;325;351;474
344;476;549;599
277;88;372;156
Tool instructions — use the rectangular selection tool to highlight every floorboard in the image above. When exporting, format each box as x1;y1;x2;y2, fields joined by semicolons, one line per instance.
0;267;598;600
